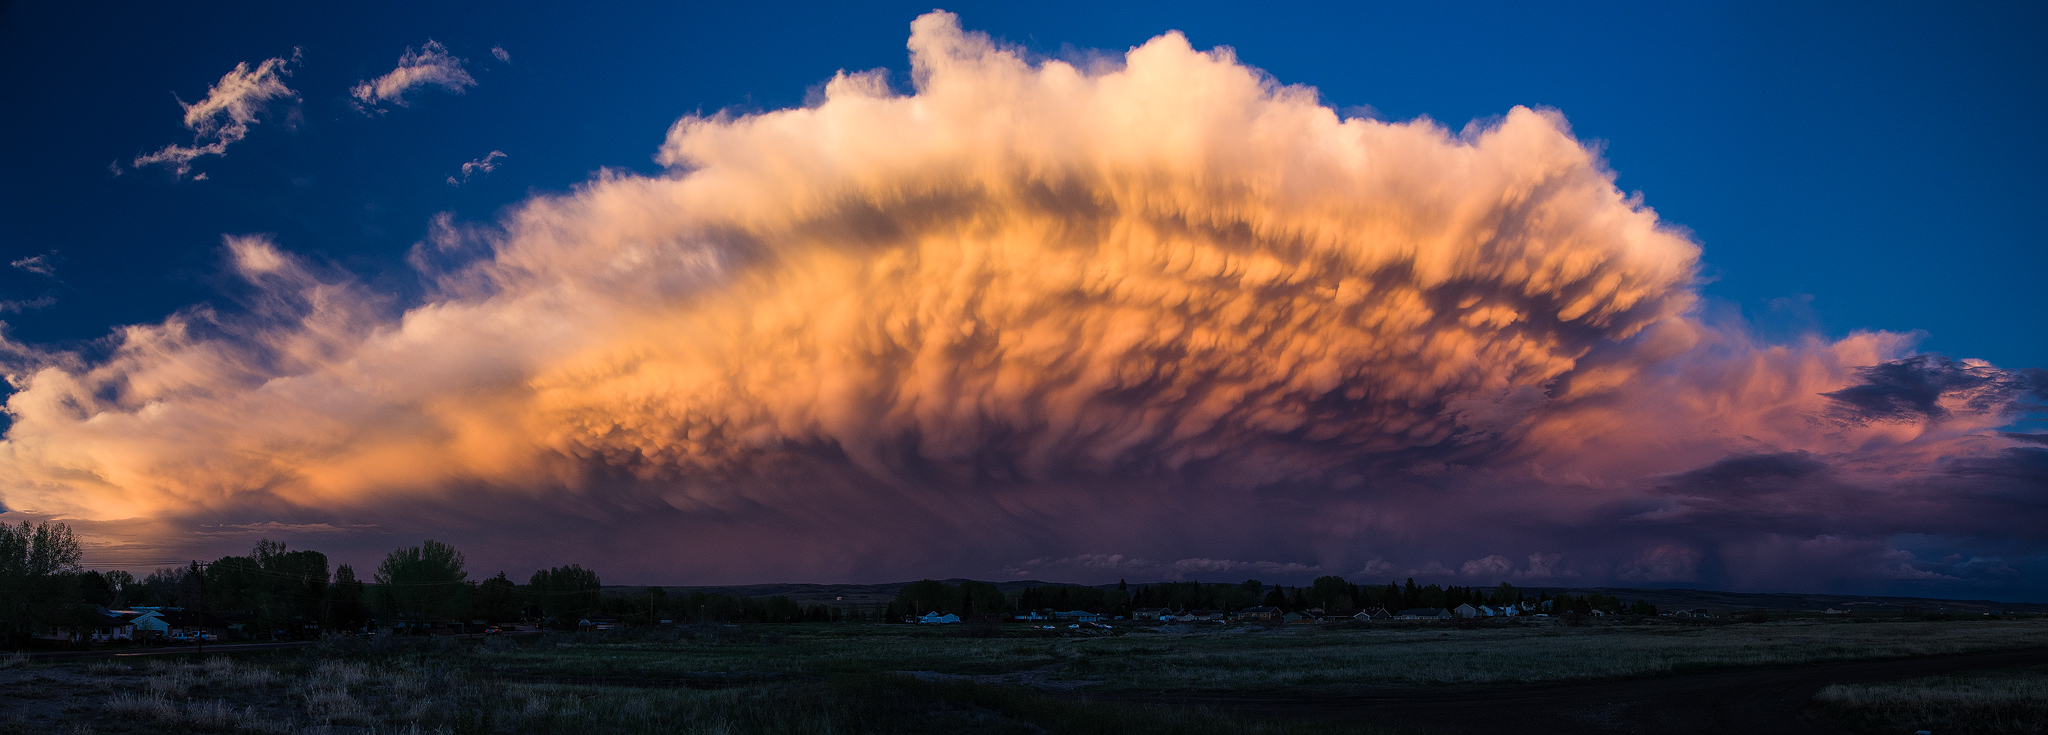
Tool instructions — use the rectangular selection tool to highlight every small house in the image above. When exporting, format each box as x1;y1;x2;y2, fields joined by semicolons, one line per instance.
1395;608;1452;620
1231;606;1279;622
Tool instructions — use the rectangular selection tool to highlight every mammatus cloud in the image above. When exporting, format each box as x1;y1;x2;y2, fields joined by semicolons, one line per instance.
351;40;476;112
132;51;301;178
3;13;2043;592
447;151;506;186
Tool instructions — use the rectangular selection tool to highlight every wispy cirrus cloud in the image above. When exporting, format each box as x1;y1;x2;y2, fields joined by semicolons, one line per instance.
11;255;55;277
446;150;506;186
351;40;475;113
132;51;301;178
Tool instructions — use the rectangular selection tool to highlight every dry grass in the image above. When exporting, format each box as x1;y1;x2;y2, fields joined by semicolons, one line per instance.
22;618;2047;733
145;669;191;698
83;661;135;676
69;643;1368;735
451;617;2048;693
1067;619;2048;691
1818;665;2048;734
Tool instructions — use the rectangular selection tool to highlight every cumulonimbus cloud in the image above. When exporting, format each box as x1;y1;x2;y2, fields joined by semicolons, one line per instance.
351;40;475;112
5;13;2043;591
133;51;300;178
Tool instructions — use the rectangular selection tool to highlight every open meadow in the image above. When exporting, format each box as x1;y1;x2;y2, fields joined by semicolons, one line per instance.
1817;663;2048;735
2;616;2045;734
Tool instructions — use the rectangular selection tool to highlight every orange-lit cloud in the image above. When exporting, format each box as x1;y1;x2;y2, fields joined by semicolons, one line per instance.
3;13;2042;590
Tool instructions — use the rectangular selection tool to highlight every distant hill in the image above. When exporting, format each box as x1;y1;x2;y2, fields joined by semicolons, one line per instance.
604;580;2047;613
1550;587;2048;614
611;579;1071;607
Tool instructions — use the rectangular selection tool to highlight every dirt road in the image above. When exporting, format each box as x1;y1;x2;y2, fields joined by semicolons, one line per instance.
1102;647;2048;734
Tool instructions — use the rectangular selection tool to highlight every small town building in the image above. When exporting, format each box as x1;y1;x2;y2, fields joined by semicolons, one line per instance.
1395;608;1452;620
1230;606;1280;622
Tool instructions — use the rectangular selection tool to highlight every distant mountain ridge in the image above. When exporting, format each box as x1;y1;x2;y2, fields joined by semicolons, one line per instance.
603;580;2048;612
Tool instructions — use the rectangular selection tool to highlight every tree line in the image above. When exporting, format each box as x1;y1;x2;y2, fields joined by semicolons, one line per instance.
5;519;1660;647
880;576;1657;620
0;523;619;646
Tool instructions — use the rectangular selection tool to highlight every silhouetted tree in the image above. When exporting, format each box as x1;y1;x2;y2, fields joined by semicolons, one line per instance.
374;540;470;630
527;564;601;629
474;572;523;624
327;564;369;631
0;521;83;647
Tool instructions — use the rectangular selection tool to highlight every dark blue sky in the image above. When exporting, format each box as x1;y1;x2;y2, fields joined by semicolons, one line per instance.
2;0;2042;370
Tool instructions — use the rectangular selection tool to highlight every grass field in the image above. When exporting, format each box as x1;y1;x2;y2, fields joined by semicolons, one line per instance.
2;617;2044;734
1816;663;2048;735
456;617;2048;692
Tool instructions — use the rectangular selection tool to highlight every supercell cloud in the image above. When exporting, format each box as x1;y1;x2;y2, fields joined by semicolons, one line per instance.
4;13;2043;593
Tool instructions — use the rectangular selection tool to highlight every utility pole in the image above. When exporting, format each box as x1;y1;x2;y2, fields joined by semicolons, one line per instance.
192;560;205;656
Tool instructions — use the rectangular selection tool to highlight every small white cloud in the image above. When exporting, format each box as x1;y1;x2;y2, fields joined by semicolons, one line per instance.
1459;555;1513;578
133;50;301;179
0;296;56;313
226;235;288;277
491;46;511;63
1513;552;1574;579
351;40;476;113
11;255;55;277
447;150;506;186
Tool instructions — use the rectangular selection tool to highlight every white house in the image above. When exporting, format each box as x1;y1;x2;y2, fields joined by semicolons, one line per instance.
126;608;169;638
918;612;961;624
1053;610;1102;622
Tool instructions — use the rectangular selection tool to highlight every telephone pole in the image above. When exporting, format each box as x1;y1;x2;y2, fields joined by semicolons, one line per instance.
192;560;205;655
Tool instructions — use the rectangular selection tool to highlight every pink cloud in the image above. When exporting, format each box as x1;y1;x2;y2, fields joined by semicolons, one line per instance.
2;13;2043;596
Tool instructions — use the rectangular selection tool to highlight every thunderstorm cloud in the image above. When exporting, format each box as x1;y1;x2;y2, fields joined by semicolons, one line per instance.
4;13;2042;592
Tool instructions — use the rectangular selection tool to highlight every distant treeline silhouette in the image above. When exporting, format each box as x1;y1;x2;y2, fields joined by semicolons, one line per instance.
3;521;1656;648
881;576;1655;620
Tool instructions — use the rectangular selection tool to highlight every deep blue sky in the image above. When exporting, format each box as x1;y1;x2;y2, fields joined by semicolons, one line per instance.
2;0;2043;370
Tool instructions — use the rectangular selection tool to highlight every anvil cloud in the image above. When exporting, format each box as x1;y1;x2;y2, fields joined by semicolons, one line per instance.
4;13;2043;593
